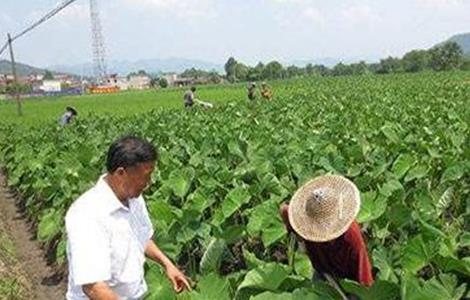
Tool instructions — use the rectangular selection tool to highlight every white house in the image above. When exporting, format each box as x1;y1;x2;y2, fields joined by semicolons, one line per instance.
40;80;62;92
128;75;151;90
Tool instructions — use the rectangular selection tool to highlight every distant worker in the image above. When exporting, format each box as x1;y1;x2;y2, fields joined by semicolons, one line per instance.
260;82;273;101
60;106;78;125
184;86;197;108
184;86;213;109
247;82;257;101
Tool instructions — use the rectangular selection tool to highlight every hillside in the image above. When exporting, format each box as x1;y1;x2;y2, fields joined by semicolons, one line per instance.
0;59;50;76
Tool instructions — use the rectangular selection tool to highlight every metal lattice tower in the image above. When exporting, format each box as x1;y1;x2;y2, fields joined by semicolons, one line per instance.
89;0;107;82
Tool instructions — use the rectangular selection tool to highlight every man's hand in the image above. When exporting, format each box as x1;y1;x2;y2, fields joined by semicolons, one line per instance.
82;282;120;300
165;264;192;293
145;240;192;293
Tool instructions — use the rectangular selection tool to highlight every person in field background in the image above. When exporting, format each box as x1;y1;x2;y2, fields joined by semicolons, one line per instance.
260;82;273;100
60;106;78;125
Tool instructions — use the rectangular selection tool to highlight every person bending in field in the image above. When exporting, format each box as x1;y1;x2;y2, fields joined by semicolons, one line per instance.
247;82;257;101
260;82;273;101
184;86;197;108
65;136;191;300
279;175;374;299
60;106;78;125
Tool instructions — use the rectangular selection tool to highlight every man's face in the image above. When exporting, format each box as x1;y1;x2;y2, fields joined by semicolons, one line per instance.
121;161;156;199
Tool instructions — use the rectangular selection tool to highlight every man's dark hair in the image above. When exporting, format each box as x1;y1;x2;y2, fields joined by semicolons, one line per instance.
191;86;196;92
106;136;157;173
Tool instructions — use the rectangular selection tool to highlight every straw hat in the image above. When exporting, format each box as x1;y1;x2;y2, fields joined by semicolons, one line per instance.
288;175;360;242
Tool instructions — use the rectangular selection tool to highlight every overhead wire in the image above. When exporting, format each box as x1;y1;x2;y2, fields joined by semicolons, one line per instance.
0;0;79;57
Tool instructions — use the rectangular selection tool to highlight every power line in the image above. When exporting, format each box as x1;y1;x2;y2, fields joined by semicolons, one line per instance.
0;0;79;57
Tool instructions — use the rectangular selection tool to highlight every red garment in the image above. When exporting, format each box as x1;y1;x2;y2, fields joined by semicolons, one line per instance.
281;206;374;287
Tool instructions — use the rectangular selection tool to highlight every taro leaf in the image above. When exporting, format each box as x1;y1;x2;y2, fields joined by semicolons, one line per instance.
340;279;400;300
400;273;431;300
184;189;215;214
56;236;67;265
372;246;398;283
145;265;176;300
459;232;470;248
404;164;428;182
293;251;313;279
357;191;388;223
379;179;403;198
147;200;178;229
391;154;416;179
237;263;289;293
435;187;454;217
291;287;326;300
414;274;468;300
177;222;210;244
247;200;286;247
433;256;470;277
166;167;195;199
188;273;231;300
381;124;400;143
440;164;465;183
250;291;293;300
401;234;439;274
388;203;410;229
243;249;265;269
200;238;227;275
228;139;244;158
214;225;245;244
37;209;63;242
189;151;203;167
213;186;251;226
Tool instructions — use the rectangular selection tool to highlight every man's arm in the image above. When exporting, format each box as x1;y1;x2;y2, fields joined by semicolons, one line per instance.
145;240;191;293
82;282;120;300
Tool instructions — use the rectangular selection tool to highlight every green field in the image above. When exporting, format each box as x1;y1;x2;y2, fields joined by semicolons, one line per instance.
0;72;469;299
0;84;248;126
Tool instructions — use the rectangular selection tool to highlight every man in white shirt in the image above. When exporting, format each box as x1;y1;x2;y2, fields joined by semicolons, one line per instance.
65;136;191;300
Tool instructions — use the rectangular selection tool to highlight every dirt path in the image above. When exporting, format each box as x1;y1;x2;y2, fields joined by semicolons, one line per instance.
0;173;66;300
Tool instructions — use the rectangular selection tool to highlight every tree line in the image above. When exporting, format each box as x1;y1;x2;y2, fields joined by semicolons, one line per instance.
223;41;470;82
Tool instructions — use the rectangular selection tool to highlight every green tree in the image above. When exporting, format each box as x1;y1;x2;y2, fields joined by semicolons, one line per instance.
234;63;249;81
332;62;353;76
402;50;430;72
43;70;54;80
429;42;463;71
247;62;264;81
376;56;402;74
158;78;169;88
224;57;238;82
286;65;304;77
262;61;284;79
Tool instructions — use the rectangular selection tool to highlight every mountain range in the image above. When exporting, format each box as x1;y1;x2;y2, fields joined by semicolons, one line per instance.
1;33;469;77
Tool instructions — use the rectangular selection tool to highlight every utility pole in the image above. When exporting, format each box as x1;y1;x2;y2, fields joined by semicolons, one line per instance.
7;33;22;116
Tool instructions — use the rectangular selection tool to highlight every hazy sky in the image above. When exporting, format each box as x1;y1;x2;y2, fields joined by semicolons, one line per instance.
0;0;469;67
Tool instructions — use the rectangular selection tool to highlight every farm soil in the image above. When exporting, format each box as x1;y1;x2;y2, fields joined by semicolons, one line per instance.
0;173;66;299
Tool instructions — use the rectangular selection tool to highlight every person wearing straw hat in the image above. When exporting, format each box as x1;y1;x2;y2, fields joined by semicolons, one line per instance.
279;175;374;295
60;106;78;125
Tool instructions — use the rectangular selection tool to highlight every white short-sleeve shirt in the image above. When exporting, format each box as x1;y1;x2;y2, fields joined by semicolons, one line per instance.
66;175;154;300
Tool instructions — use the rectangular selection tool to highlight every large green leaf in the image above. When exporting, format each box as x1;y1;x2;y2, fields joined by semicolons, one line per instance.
340;279;400;300
237;263;289;293
391;154;416;179
186;273;232;300
37;209;63;242
401;235;439;274
200;238;227;275
165;167;195;198
357;191;388;223
212;186;251;226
